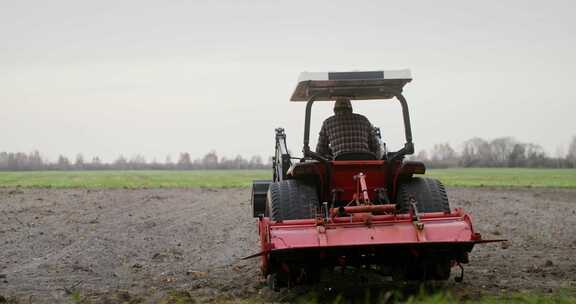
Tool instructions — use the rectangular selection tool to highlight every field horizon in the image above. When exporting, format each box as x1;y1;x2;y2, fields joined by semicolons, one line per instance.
0;168;574;189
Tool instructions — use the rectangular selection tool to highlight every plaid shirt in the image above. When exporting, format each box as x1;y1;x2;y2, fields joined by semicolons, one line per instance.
316;111;381;159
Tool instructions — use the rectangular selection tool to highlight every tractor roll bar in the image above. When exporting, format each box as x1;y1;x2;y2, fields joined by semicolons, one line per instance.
302;95;317;155
303;93;414;160
396;94;413;144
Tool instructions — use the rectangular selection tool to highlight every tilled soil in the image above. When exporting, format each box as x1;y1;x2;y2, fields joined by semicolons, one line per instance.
0;187;575;303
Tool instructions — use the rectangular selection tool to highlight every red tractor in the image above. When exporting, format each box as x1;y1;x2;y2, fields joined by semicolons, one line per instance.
249;70;498;290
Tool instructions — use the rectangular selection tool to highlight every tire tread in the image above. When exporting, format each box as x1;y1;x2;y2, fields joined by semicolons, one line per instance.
267;180;318;221
397;177;450;213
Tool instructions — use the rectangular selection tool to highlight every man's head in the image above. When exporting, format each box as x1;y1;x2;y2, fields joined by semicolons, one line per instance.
334;98;353;114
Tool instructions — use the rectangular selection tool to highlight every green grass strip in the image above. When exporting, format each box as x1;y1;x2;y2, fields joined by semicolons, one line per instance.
0;170;270;188
428;168;576;188
0;168;574;189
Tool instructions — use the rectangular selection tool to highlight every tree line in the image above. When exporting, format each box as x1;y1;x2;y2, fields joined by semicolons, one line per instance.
411;136;576;169
0;151;271;171
1;136;575;171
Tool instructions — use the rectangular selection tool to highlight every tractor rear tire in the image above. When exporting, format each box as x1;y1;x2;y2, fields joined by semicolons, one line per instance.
266;179;318;221
396;177;452;281
396;177;450;213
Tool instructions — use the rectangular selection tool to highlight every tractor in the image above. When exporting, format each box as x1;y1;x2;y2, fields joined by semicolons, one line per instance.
249;70;499;290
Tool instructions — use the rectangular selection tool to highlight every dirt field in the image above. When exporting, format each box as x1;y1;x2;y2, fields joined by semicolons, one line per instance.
1;187;575;303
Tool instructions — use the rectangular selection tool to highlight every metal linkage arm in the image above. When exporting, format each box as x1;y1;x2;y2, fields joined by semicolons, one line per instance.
273;128;291;181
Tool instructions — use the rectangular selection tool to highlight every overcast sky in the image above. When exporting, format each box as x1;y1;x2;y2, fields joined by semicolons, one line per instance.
1;1;575;162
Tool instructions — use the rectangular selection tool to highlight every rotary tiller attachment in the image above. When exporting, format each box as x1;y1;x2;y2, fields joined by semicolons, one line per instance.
250;204;502;289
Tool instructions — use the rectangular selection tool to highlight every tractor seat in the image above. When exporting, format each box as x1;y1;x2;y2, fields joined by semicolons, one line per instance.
335;152;377;161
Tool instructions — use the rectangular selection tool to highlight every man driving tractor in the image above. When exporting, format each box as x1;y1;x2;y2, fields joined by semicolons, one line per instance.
316;98;381;160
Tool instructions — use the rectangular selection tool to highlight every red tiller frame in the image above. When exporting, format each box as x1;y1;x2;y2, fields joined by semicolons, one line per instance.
264;208;477;249
255;208;502;274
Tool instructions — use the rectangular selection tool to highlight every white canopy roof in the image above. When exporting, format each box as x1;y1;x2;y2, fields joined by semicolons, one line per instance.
290;69;412;101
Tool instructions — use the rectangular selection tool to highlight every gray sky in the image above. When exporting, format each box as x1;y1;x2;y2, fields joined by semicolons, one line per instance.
1;0;575;162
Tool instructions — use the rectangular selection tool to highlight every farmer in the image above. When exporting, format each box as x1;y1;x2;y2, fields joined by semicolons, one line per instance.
316;98;381;160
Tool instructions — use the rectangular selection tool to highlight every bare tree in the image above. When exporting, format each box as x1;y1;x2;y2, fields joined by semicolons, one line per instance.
524;144;546;167
429;143;458;168
250;155;263;169
431;143;457;161
91;156;102;165
28;151;43;170
234;155;247;169
57;155;71;170
114;155;128;170
177;153;192;169
0;152;7;170
567;136;576;167
202;151;218;169
508;144;526;167
461;137;489;167
129;154;147;169
552;146;566;168
75;154;85;170
491;137;516;165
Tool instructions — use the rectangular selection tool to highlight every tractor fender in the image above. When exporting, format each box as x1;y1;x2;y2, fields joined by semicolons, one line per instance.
392;161;426;199
398;161;426;176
